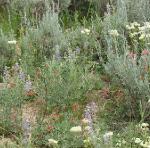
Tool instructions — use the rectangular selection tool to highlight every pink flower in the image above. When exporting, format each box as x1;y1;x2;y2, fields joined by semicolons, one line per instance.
128;51;136;59
141;49;149;56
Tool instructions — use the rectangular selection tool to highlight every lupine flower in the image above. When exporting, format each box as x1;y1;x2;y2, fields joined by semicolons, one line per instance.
75;47;81;54
24;76;32;92
22;118;31;145
3;66;10;81
18;69;26;82
55;49;61;61
70;126;82;133
84;101;98;134
14;63;20;73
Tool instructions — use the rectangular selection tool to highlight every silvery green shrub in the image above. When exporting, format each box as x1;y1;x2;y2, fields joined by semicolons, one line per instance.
105;51;150;120
21;10;67;66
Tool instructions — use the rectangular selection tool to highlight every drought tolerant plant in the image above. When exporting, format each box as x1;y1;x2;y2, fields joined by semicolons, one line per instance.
35;57;97;108
104;50;150;121
21;10;67;67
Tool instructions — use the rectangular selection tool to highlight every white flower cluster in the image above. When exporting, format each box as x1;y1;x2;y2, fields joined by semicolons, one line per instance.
126;22;150;40
81;28;91;35
109;30;119;37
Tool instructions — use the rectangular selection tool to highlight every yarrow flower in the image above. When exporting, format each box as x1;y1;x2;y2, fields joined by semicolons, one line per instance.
139;33;146;40
81;118;89;125
140;141;150;148
141;123;149;128
48;139;58;145
8;40;17;45
70;126;82;133
81;28;90;35
109;30;119;37
134;138;142;144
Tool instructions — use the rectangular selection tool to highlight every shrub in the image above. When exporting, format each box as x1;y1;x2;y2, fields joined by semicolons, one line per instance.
104;51;150;121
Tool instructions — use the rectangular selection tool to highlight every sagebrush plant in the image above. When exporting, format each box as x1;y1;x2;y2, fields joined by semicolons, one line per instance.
105;50;150;121
21;10;67;67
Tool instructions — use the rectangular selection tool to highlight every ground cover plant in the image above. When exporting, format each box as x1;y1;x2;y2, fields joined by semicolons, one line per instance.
0;0;150;147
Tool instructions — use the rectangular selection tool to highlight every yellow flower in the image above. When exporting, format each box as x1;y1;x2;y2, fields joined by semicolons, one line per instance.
70;126;82;133
48;139;58;145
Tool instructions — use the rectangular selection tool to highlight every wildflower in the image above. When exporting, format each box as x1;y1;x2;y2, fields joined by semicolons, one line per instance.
14;63;20;72
134;138;142;144
116;142;121;147
132;22;140;27
84;126;91;132
139;34;146;40
146;34;150;38
75;47;80;54
139;26;146;31
84;101;98;135
103;131;113;144
109;30;119;37
18;69;25;81
70;126;82;133
81;28;90;35
81;30;85;34
83;138;91;144
55;49;61;61
82;118;89;125
127;51;137;60
141;49;149;56
144;22;150;29
139;123;149;132
140;141;150;148
84;29;90;34
48;139;58;145
126;24;135;30
141;123;149;128
8;40;17;45
122;139;127;144
24;76;32;92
